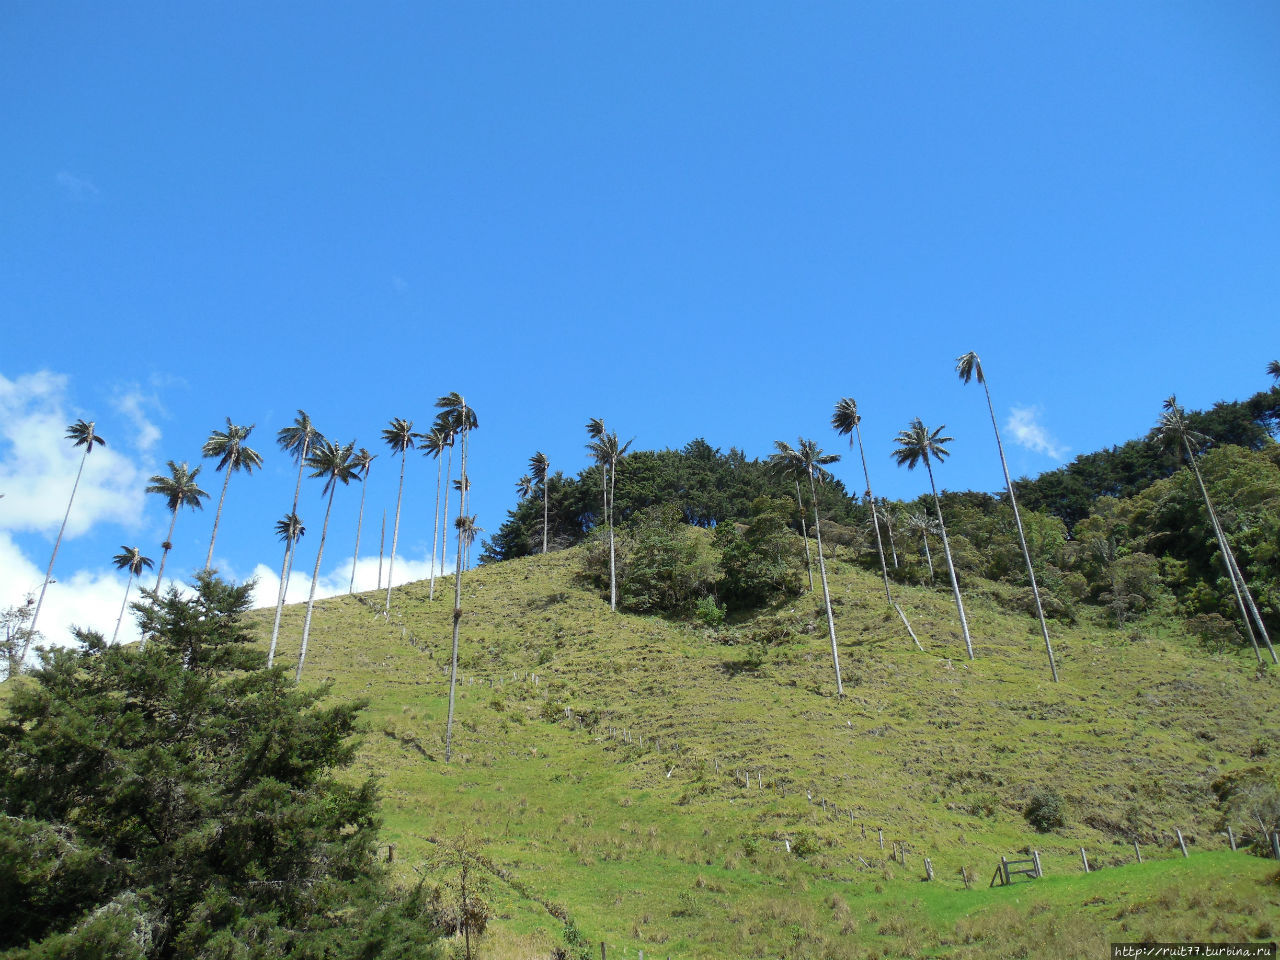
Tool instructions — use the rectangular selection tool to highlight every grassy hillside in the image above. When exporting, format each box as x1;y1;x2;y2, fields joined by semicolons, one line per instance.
251;546;1280;959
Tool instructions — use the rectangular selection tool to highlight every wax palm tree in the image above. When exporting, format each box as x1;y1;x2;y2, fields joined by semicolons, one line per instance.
586;420;632;612
201;418;263;571
1158;397;1276;664
381;418;416;615
431;415;459;598
893;419;974;659
832;398;891;602
768;449;815;591
1268;360;1280;383
444;514;481;763
529;451;551;553
296;440;361;681
419;426;449;601
348;448;376;594
958;352;1059;681
903;511;939;584
272;411;324;659
879;500;900;568
110;546;152;645
437;392;477;763
515;474;535;500
30;419;107;640
267;513;304;667
146;461;208;593
772;438;844;696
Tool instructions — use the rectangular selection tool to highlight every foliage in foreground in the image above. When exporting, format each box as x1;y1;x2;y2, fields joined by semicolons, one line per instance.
0;575;442;960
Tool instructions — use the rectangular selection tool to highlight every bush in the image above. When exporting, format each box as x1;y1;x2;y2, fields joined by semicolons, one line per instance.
1024;788;1067;832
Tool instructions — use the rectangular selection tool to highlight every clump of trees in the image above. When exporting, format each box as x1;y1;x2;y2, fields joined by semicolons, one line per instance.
0;574;445;959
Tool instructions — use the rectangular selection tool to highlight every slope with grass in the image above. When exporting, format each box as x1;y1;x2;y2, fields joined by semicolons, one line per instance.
252;546;1280;959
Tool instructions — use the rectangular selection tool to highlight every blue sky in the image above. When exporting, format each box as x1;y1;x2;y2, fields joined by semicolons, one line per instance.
3;3;1278;645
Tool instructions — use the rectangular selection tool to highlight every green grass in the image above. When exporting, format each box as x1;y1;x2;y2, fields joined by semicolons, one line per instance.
247;547;1280;958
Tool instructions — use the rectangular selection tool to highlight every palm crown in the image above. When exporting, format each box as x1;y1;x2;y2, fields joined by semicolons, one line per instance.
146;461;209;512
830;398;861;437
277;410;324;462
203;419;262;473
529;451;550;483
306;440;362;494
381;418;416;453
515;475;535;499
770;438;839;481
275;512;305;544
955;351;985;385
436;393;478;433
353;448;376;477
1156;395;1207;454
419;427;450;458
67;418;106;452
112;546;153;577
1268;360;1280;383
892;419;953;471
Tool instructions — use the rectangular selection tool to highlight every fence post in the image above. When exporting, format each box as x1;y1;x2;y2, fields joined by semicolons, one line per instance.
601;943;606;960
1000;856;1008;886
1227;826;1236;851
1176;828;1188;858
961;866;971;889
1133;841;1142;864
1080;848;1090;873
878;828;884;850
1032;849;1043;878
1271;831;1280;861
924;857;934;881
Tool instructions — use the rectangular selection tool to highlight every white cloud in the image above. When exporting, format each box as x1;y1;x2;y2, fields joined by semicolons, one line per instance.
244;552;443;611
1006;406;1068;460
112;384;164;452
0;371;148;537
56;170;99;199
0;531;145;650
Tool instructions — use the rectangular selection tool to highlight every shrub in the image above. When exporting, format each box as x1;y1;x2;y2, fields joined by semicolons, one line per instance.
1024;788;1067;832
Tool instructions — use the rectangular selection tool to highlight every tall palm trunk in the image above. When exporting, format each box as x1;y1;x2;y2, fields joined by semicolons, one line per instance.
925;460;974;660
30;443;90;638
154;507;180;592
920;528;935;584
608;459;618;612
853;421;891;603
979;379;1058;681
542;474;550;554
806;469;843;696
1184;439;1276;663
204;467;233;571
271;441;309;657
883;506;899;568
1206;497;1263;663
267;539;292;667
377;511;385;590
297;482;337;682
429;453;442;600
384;449;407;614
794;477;814;592
349;467;369;594
440;444;453;576
111;572;135;645
445;417;470;763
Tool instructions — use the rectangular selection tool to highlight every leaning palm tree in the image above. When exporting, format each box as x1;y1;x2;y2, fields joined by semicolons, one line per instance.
1158;396;1276;664
772;438;844;696
348;448;376;593
267;513;304;667
529;451;551;553
30;419;106;640
146;461;209;592
381;418;416;615
437;392;478;763
586;420;632;612
272;411;324;659
110;546;153;645
767;447;815;591
419;426;449;601
958;352;1058;681
201;418;263;571
296;440;361;681
893;419;974;660
903;511;939;584
832;398;891;602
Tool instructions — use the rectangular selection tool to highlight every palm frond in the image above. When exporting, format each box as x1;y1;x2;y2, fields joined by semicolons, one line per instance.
956;351;984;385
